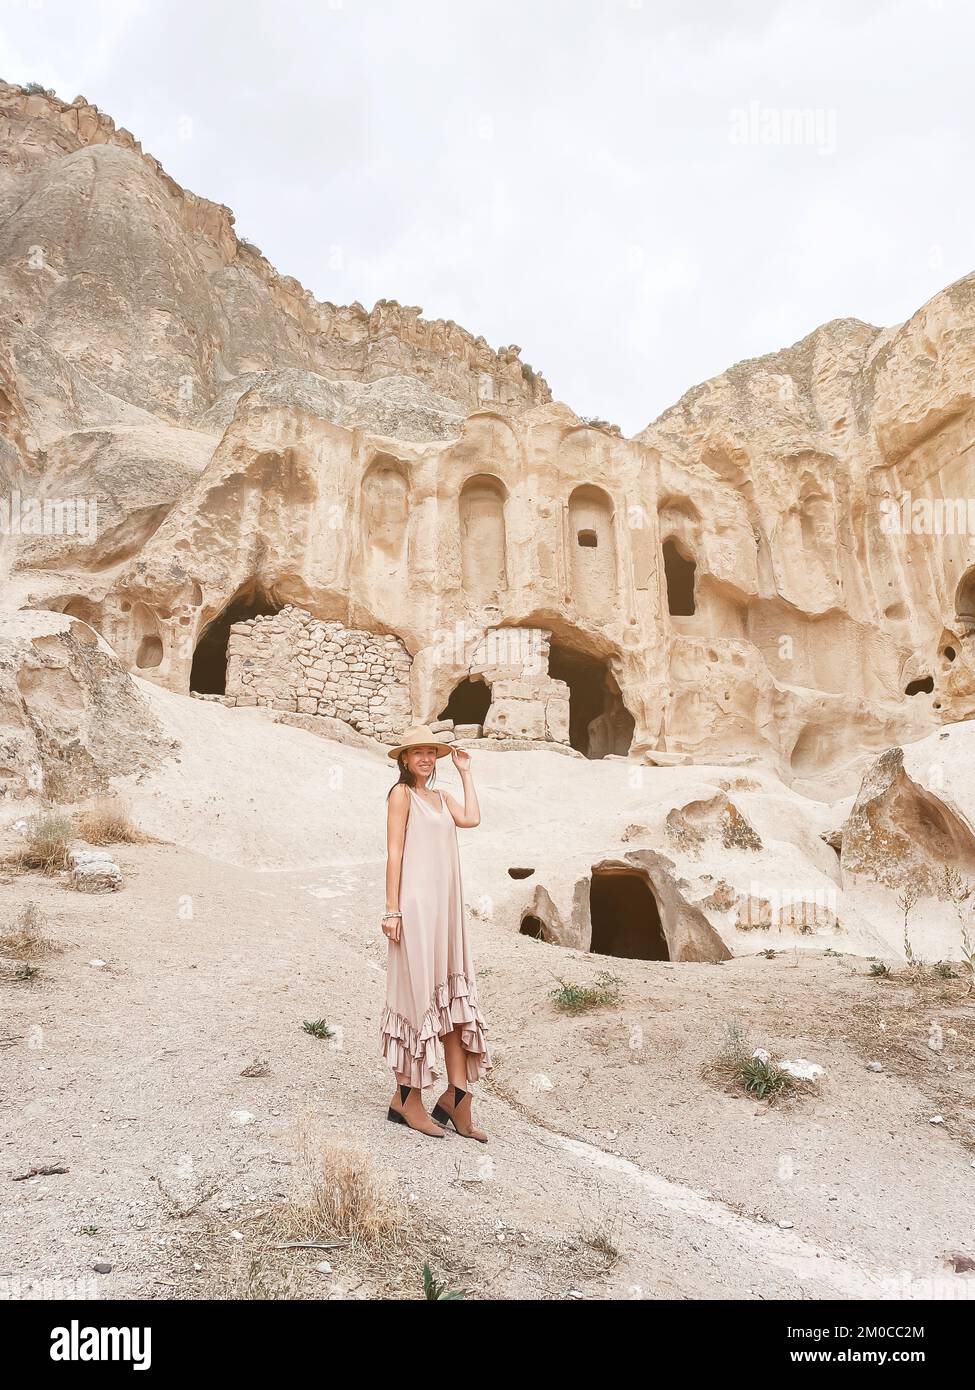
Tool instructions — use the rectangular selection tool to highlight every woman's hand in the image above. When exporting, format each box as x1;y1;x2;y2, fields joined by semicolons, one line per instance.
450;746;472;773
381;912;401;943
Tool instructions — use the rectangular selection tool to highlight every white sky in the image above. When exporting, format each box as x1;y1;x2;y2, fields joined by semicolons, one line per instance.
1;0;972;435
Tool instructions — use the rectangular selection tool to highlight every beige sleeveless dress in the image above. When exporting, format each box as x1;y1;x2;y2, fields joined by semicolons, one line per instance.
379;786;491;1089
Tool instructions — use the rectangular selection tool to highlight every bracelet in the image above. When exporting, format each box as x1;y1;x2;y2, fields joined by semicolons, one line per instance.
382;911;402;918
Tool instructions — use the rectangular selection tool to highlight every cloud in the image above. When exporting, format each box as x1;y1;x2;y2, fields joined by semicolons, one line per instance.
2;0;972;434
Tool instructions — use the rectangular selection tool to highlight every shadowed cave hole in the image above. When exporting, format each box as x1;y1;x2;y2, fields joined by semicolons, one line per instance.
905;675;934;696
190;585;281;695
439;676;491;726
589;868;669;961
548;643;634;759
955;567;975;629
508;867;535;879
520;914;545;939
662;537;696;616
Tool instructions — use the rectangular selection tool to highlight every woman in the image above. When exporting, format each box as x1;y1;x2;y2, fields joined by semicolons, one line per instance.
379;724;491;1140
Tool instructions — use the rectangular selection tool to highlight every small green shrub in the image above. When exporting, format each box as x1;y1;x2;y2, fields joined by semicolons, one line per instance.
549;972;622;1013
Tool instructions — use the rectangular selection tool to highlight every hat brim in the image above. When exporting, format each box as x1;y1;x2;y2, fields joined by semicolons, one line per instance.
387;741;453;761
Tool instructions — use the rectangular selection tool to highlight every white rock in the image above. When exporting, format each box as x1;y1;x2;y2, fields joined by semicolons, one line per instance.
230;1110;255;1126
778;1058;825;1081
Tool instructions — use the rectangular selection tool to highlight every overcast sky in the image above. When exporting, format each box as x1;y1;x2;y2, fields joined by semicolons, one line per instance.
1;0;972;434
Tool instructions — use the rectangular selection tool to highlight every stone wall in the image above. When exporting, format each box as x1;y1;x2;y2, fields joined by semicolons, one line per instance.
223;611;574;750
469;628;570;744
225;606;411;745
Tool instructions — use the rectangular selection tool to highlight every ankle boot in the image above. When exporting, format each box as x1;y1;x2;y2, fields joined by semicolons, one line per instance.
431;1084;488;1143
387;1083;445;1137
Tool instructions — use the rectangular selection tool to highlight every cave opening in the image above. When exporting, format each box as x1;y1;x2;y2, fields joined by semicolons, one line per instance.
589;867;669;961
662;537;696;616
439;675;492;727
190;584;281;695
520;914;545;939
548;643;634;759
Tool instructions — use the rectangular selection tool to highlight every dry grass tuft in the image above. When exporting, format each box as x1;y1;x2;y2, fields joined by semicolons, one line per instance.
4;812;73;874
0;902;62;959
283;1125;407;1252
74;797;144;846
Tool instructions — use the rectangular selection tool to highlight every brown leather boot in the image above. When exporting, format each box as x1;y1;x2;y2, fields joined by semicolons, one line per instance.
431;1084;488;1142
387;1083;445;1137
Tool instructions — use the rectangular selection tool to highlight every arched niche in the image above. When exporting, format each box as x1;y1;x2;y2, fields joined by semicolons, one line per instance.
190;582;281;695
590;867;669;961
567;484;617;618
459;474;508;603
360;456;409;576
439;674;493;728
662;537;696;616
548;640;633;758
956;566;975;630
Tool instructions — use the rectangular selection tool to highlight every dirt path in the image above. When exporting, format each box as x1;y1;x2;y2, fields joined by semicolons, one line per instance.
2;838;973;1301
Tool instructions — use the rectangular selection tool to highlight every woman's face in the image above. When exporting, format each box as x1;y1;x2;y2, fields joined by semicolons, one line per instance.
404;744;439;780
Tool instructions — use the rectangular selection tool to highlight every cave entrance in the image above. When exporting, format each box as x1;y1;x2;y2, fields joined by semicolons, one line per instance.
589;867;669;961
548;643;633;758
438;675;492;727
190;584;281;695
955;566;975;631
662;537;696;616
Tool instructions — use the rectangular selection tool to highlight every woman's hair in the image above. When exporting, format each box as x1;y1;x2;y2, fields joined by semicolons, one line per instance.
386;750;437;800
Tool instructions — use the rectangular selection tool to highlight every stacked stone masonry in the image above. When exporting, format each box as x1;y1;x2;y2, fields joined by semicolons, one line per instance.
224;609;572;748
225;607;412;744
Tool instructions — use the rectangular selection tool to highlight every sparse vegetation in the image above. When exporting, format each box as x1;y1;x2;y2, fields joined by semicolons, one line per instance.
302;1019;335;1039
895;878;922;967
578;1192;624;1266
285;1133;405;1252
940;865;975;994
74;797;143;846
869;961;891;977
759;948;777;959
737;1053;792;1100
5;812;73;874
701;1017;798;1104
422;1262;467;1300
550;971;622;1013
0;902;61;960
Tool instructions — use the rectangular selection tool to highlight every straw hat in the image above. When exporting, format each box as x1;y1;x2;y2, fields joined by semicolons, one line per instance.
387;723;454;761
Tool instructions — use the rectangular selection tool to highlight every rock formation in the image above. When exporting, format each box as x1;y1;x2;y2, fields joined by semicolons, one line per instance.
3;83;975;961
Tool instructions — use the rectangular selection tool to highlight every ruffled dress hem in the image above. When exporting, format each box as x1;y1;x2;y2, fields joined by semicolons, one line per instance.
379;970;490;1089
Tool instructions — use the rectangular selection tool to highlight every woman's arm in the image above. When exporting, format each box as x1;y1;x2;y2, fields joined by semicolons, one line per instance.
445;747;480;828
383;785;409;942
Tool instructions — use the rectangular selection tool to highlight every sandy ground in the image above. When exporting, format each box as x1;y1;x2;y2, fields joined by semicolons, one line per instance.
1;690;974;1301
2;841;974;1300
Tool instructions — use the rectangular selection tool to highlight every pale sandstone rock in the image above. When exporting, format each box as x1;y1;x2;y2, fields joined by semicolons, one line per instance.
4;85;975;965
